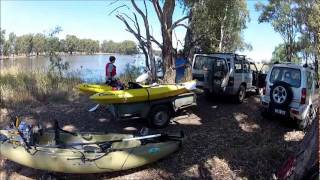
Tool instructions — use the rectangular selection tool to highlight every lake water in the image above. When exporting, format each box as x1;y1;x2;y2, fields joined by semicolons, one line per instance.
0;54;146;82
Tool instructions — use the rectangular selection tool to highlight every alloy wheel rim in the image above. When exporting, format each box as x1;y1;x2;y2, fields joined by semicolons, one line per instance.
272;86;287;104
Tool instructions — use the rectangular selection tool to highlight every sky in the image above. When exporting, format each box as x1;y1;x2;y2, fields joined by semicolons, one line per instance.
1;0;283;62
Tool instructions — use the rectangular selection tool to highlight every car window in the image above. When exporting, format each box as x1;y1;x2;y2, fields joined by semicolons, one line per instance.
243;62;250;73
270;67;301;88
234;60;242;73
193;56;212;70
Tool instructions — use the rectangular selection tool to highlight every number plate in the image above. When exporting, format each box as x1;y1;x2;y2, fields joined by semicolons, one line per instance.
275;109;286;115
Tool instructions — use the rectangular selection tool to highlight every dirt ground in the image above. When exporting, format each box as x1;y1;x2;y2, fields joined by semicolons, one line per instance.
0;93;306;180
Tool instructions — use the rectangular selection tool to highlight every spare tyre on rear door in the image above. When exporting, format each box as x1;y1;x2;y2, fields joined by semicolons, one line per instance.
270;81;293;108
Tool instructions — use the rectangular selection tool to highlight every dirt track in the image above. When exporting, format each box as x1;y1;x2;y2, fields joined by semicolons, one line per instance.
0;94;305;179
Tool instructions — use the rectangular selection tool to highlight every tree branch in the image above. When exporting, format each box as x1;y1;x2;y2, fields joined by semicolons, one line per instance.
150;35;163;49
171;15;189;30
152;0;163;24
108;5;129;16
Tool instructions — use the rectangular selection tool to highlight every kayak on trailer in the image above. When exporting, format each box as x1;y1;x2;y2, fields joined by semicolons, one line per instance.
89;80;197;104
77;83;113;94
77;83;149;95
0;122;183;173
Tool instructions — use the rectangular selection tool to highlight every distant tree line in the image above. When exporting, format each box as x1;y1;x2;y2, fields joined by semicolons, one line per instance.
100;40;139;55
0;30;139;57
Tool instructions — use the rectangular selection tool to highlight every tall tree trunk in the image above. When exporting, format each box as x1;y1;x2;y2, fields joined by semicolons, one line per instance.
162;29;175;83
219;6;228;52
183;21;194;81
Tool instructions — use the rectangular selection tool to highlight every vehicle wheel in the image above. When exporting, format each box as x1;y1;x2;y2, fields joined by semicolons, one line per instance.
270;81;293;107
236;85;246;103
298;107;316;130
148;105;171;129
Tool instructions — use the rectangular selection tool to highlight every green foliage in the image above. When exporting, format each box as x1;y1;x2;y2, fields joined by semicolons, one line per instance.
0;29;5;46
185;0;250;53
18;34;34;56
46;27;70;79
256;0;299;62
1;28;138;56
8;32;16;55
2;41;10;56
118;64;142;85
32;33;46;55
100;40;138;55
0;65;81;105
65;35;79;54
271;43;300;63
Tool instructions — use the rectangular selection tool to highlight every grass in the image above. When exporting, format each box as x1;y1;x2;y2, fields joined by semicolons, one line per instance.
0;65;82;107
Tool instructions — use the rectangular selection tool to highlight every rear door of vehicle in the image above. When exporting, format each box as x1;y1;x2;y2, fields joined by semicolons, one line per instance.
192;54;211;88
268;67;302;108
243;60;252;89
211;58;229;94
234;57;244;92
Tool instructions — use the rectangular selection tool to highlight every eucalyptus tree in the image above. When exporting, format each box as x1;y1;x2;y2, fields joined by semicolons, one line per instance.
256;0;299;62
32;33;46;56
113;0;188;83
19;34;34;56
65;35;79;55
0;29;5;56
182;0;250;80
8;32;16;56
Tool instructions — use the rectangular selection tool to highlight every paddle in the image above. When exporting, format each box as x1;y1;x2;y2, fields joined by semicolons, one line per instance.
35;131;184;149
88;104;100;112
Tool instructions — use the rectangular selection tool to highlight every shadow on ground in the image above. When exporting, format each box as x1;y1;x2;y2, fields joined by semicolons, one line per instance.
0;93;304;179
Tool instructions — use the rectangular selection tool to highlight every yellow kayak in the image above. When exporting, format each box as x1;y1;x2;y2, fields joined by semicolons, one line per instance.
77;83;113;94
89;81;196;104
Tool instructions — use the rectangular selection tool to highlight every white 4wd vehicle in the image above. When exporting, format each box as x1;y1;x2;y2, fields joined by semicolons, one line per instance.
260;63;319;129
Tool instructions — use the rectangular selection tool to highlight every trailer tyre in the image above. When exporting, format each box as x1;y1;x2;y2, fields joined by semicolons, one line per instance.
148;105;171;129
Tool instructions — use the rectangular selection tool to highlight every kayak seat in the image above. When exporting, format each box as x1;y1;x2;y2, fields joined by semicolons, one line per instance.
128;82;143;89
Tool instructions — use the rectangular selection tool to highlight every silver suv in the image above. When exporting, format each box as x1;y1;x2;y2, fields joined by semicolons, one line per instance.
192;53;265;103
260;63;319;129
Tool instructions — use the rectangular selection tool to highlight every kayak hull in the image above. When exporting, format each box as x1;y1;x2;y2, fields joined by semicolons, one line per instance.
77;83;112;95
90;84;189;104
0;131;181;173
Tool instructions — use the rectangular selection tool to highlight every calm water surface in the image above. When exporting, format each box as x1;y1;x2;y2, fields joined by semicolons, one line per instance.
0;54;145;82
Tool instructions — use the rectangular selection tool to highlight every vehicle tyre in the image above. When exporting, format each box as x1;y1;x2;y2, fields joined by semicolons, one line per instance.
148;105;171;129
270;81;293;108
236;85;246;103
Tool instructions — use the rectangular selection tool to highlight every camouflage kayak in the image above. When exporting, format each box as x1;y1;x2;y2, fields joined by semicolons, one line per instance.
0;128;182;173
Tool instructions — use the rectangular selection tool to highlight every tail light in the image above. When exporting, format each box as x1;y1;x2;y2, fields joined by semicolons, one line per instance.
301;88;306;104
262;81;266;95
112;87;118;91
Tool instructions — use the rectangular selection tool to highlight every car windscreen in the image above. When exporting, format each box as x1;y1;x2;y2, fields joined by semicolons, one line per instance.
193;56;225;70
270;67;301;88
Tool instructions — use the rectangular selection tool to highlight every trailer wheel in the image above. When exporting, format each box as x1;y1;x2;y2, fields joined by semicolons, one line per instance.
148;105;171;129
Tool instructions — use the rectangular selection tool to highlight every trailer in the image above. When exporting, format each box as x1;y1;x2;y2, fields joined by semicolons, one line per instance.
104;92;197;128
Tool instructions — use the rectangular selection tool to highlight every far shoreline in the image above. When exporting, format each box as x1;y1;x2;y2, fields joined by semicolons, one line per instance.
0;52;142;60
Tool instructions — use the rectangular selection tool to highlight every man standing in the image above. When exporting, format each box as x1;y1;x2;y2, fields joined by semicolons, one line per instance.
174;51;188;82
